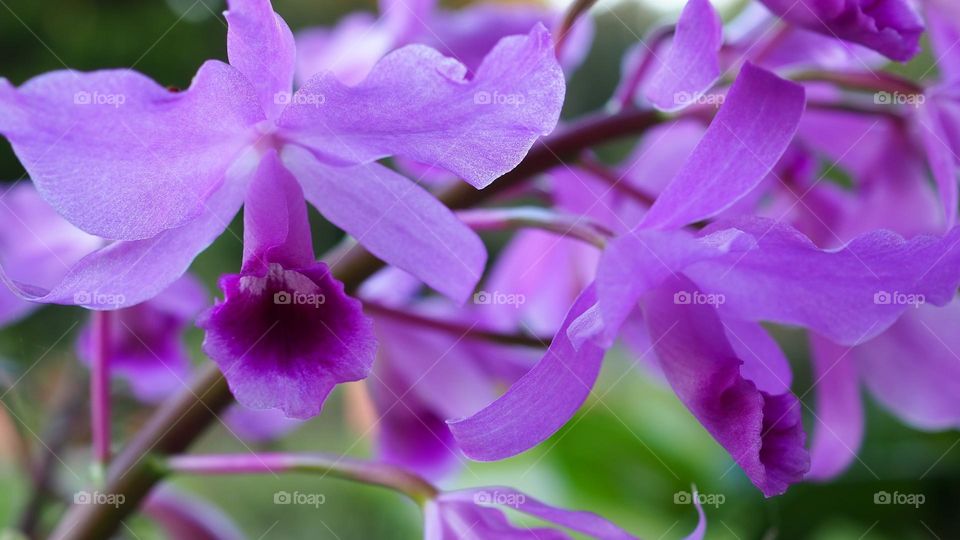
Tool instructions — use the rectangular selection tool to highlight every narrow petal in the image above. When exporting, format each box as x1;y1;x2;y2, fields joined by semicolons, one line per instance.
723;319;793;395
684;218;960;345
445;487;638;539
279;24;564;189
641;63;805;230
856;299;960;430
282;145;486;302
242;150;314;271
644;277;809;497
0;177;245;309
807;333;864;480
0;61;262;240
917;97;958;229
225;0;296;117
143;485;244;540
449;287;604;460
590;227;755;347
645;0;723;112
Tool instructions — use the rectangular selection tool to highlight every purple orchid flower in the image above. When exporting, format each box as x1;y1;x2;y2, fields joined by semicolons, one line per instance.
0;0;565;311
295;0;593;86
758;0;925;61
426;486;704;540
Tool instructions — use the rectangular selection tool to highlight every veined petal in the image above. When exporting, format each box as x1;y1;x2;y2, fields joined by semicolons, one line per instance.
448;287;604;461
0;61;262;240
807;333;863;480
684;218;960;345
282;145;485;302
641;63;805;230
645;0;723;112
644;277;809;497
0;177;245;310
279;24;564;189
225;0;296;118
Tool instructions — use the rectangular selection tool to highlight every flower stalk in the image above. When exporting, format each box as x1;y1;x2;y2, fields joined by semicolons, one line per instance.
90;310;112;475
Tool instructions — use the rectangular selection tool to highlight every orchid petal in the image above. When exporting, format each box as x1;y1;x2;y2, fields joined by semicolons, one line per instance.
449;287;604;460
807;333;863;480
645;0;723;112
0;61;262;240
280;24;564;189
225;0;296;117
282;145;485;302
641;63;805;230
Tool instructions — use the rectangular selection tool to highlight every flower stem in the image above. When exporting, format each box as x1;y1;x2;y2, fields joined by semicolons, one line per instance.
164;453;439;505
51;106;666;540
90;310;112;476
457;206;612;248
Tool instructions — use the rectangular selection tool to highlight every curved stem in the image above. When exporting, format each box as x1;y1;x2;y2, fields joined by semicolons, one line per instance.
90;310;112;474
363;300;552;348
458;206;612;248
164;453;439;505
787;68;924;96
51;106;665;540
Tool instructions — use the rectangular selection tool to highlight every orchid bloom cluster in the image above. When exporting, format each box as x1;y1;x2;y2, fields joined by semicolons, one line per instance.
0;0;958;537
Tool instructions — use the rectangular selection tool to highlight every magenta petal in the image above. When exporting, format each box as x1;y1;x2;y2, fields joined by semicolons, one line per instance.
856;299;960;430
723;319;793;395
917;95;958;229
199;261;376;418
645;0;722;112
0;178;244;310
685;218;960;345
448;287;604;461
641;63;805;230
644;278;809;497
759;0;924;61
143;485;244;540
591;228;754;348
242;150;314;270
223;405;304;443
807;333;863;480
279;24;564;188
282;145;485;302
443;487;638;539
0;61;262;240
225;0;296;118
